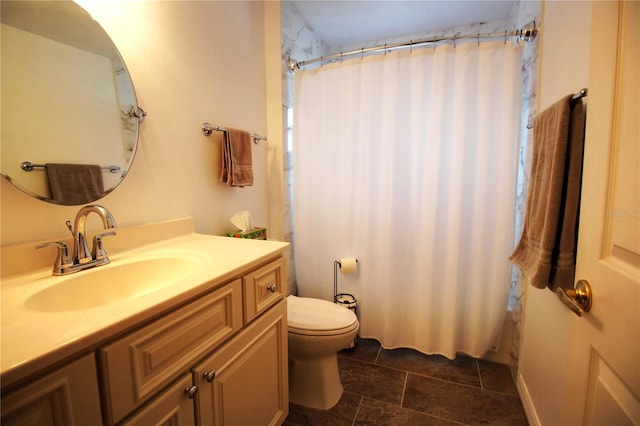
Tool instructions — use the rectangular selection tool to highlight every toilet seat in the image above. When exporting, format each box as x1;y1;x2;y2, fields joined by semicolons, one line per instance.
287;295;358;336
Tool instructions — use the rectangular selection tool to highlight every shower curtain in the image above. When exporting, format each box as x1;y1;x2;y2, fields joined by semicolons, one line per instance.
293;41;522;358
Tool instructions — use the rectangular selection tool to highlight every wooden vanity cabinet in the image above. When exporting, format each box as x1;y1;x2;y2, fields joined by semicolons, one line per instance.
0;354;102;426
1;254;288;426
117;298;287;426
99;256;288;425
99;279;244;424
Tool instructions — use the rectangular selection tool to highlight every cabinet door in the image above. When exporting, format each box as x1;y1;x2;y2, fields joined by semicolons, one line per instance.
1;354;102;426
193;299;288;426
121;374;196;426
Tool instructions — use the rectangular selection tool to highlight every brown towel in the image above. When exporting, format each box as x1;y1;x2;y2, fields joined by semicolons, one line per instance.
510;95;586;291
219;127;253;187
46;163;105;205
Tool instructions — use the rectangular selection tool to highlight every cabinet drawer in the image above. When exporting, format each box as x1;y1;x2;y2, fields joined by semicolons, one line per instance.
243;257;286;323
99;279;243;424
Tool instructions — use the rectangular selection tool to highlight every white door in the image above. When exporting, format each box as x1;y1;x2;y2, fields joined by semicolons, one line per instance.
557;1;639;424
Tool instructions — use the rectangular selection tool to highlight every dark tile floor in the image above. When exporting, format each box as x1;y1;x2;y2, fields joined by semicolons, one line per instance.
285;338;528;426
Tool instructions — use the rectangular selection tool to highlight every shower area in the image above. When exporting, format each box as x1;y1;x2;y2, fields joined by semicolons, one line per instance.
281;1;541;370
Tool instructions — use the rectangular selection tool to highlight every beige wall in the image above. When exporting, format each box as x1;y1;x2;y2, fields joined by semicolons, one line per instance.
1;1;283;246
517;1;592;423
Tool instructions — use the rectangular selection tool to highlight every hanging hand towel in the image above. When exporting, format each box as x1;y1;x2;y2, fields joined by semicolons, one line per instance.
46;163;105;205
219;127;253;187
510;95;586;291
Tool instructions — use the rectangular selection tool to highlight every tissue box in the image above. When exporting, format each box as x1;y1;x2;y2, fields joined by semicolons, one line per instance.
226;227;267;240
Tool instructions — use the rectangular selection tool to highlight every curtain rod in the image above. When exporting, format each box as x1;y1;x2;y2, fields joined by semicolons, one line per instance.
290;21;538;71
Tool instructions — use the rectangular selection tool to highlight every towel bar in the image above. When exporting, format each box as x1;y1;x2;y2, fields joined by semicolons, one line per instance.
201;123;266;144
571;88;588;101
20;162;120;173
526;88;588;129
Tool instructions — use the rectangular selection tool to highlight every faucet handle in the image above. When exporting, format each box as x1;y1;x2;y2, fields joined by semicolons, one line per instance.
92;231;116;261
36;241;74;275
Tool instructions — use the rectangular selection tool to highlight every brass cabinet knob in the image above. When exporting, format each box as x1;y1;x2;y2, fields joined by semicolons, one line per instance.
203;370;216;382
184;385;198;399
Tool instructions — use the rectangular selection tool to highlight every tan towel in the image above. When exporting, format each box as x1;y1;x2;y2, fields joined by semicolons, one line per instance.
510;95;586;291
46;163;105;205
219;127;253;187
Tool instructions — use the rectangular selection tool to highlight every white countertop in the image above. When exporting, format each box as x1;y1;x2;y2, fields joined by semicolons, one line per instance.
1;223;289;388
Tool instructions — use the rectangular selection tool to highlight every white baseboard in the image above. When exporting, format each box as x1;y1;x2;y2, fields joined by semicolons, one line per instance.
517;372;540;426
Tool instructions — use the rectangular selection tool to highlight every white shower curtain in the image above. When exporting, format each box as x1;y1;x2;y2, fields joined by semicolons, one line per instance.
293;41;522;359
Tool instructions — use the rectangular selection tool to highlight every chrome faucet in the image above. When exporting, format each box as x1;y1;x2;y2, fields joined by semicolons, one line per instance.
37;205;117;275
69;205;117;265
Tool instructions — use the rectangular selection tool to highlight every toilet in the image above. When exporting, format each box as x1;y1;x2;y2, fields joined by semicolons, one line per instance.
287;295;359;410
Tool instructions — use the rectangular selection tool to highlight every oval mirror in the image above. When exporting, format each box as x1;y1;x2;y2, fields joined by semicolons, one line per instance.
0;1;144;205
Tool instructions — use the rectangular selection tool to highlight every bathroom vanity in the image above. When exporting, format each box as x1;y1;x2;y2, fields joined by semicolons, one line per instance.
0;218;289;425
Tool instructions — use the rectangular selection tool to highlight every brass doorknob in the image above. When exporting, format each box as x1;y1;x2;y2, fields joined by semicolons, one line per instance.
557;280;592;317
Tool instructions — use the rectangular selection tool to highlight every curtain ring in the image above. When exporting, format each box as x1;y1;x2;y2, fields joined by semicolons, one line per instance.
504;30;508;44
453;34;457;48
477;33;480;47
361;47;364;60
409;40;413;54
340;52;343;63
384;43;387;56
320;56;323;67
433;36;437;50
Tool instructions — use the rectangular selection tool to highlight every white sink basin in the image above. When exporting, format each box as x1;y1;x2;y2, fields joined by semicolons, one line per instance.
25;254;205;312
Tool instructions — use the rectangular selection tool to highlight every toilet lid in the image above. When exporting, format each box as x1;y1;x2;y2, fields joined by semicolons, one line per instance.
287;295;357;331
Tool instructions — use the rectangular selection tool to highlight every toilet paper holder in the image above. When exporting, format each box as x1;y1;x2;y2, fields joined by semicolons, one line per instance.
333;258;358;303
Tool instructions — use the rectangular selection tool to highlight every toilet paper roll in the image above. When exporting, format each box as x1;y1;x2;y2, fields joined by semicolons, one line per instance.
339;258;358;274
